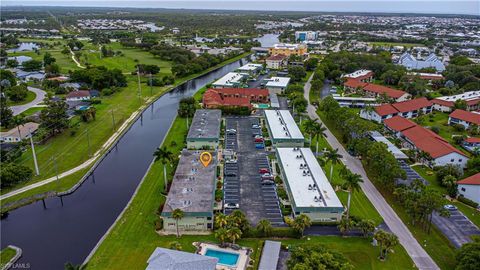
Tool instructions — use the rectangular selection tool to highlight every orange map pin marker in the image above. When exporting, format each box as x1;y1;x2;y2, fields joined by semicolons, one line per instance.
200;152;212;167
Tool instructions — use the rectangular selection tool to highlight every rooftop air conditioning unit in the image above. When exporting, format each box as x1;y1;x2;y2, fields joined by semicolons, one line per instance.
308;184;313;190
314;196;319;202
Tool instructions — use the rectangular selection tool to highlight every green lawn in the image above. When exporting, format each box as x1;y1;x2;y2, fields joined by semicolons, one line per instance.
417;111;468;150
9;48;79;74
0;247;17;267
19;106;44;117
6;90;36;106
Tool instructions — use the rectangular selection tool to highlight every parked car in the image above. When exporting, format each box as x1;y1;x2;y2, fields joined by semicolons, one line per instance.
225;159;237;164
261;173;274;180
225;203;239;209
225;171;237;177
226;129;236;135
255;143;264;149
254;138;264;143
261;179;275;185
259;168;270;174
252;124;260;129
444;204;457;211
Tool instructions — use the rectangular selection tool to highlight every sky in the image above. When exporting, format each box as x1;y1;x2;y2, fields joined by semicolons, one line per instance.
1;1;479;16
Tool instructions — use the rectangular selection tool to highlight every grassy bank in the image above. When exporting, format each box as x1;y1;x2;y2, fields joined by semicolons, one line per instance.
6;90;36;106
0;247;17;267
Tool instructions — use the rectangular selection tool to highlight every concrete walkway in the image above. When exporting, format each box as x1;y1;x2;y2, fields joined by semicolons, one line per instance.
303;74;439;270
10;86;46;116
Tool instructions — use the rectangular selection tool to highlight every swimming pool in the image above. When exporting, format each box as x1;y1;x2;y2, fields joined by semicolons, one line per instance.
205;248;240;267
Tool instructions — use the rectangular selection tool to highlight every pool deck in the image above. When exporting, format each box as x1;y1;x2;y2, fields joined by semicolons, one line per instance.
198;243;249;270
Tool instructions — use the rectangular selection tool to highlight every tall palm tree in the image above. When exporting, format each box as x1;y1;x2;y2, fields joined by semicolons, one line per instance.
291;214;311;237
256;219;273;237
172;208;184;238
214;213;228;229
311;122;327;154
343;171;364;220
357;219;376;238
229;210;249;232
153;146;174;192
215;228;228;246
338;215;354;237
226;227;242;244
325;148;343;181
302;119;316;144
11;115;26;139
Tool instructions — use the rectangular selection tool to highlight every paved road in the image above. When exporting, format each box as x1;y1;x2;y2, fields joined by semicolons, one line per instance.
303;74;439;270
10;86;46;116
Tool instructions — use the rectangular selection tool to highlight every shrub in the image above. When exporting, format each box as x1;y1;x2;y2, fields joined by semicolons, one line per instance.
154;217;163;231
458;196;479;208
431;126;440;134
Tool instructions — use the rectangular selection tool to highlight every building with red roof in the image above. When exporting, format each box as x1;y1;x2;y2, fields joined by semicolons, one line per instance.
202;88;269;109
382;115;468;168
448;109;480;129
265;54;287;69
432;91;480;112
457;173;480;204
343;77;410;102
66;90;91;101
360;98;433;123
463;137;480;154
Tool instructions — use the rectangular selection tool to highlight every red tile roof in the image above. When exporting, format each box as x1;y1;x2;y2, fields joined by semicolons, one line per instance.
266;54;287;61
449;109;480;125
66;90;90;98
384;116;417;132
202;88;269;109
402;125;466;158
465;137;480;143
375;104;398;116
344;78;368;89
391;97;432;113
363;83;408;99
432;99;454;107
466;98;480;106
457;173;480;185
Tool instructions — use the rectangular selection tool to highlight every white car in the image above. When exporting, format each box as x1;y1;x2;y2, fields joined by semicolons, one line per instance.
225;159;237;164
225;203;239;209
252;124;260;129
443;204;457;211
226;129;237;134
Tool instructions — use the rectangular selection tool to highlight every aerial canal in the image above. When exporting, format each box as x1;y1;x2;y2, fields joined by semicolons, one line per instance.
0;58;246;269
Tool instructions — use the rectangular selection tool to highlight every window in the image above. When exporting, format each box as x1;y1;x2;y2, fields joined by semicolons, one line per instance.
451;159;454;162
459;159;462;162
461;187;466;192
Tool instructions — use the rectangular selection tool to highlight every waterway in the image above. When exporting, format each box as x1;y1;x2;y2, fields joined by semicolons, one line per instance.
255;33;280;47
0;58;246;269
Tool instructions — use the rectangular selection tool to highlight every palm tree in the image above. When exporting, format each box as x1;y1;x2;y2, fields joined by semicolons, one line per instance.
215;228;229;246
291;214;312;237
215;213;228;229
168;241;183;250
256;219;273;237
64;262;86;270
311;122;327;154
325;148;343;181
302;119;316;144
172;208;184;238
338;215;354;236
229;210;249;232
374;229;399;261
343;171;364;220
11;115;26;139
153;146;174;192
357;219;376;238
226;227;242;244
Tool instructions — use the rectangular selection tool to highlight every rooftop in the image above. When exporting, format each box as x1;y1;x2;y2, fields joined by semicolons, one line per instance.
370;131;408;159
363;83;408;99
271;43;306;50
341;69;374;80
436;91;480;102
277;147;343;209
264;110;304;140
384;116;417;132
212;72;246;87
266;54;287;61
162;150;217;215
0;122;39;139
66;90;90;98
449;109;480;125
237;63;263;72
186;109;222;140
265;77;291;88
146;247;217;270
258;241;281;270
457;173;480;186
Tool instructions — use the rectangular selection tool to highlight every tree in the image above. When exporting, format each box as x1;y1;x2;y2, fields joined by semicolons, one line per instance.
0;69;17;86
357;219;376;238
226;227;242;244
343;171;363;220
153;146;174;192
454;99;468;110
374;230;399;261
228;210;249;233
168;241;182;251
256;219;273;237
11;115;26;138
442;175;458;197
287;243;353;270
22;59;43;71
455;238;480;270
288;66;307;82
45;63;60;75
43;52;56;66
0;95;14;127
6;58;18;68
436;164;462;184
338;215;354;236
302;119;317;143
465;157;480;176
304;58;319;71
136;64;160;75
215;213;228;229
7;84;28;102
291;214;312;237
40;100;69;136
215;228;229;246
0;163;33;188
81;107;97;122
325;148;343;181
172;208;184;238
177;97;197;118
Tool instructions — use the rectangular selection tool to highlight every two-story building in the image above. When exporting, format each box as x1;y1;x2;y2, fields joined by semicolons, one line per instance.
448;109;480;130
186;109;222;150
360;97;433;123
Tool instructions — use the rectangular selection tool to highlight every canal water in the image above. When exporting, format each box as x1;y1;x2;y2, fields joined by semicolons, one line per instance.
0;59;246;270
255;34;280;47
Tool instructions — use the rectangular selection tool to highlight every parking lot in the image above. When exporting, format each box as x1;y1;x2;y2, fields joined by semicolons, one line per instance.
432;208;480;248
223;116;284;226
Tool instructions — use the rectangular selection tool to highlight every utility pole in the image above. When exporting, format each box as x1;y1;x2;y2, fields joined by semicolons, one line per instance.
137;65;142;99
111;109;116;131
29;129;40;175
86;128;91;158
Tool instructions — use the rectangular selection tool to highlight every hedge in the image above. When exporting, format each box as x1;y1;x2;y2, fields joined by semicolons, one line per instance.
457;195;479;208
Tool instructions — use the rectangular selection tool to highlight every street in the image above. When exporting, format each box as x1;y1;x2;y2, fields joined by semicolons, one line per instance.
10;86;46;116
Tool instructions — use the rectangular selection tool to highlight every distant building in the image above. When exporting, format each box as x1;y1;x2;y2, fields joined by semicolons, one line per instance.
237;63;263;75
406;72;444;83
360;97;433;123
457;173;480;205
186;109;221;150
202;88;269;109
265;77;291;94
211;72;247;88
265;54;287;69
269;43;307;57
343;79;410;102
398;53;446;72
341;69;374;82
264;110;304;147
463;137;480;153
295;31;318;41
161;150;217;233
66;90;91;101
276;147;344;222
448;109;480;129
432;91;480;112
146;247;218;270
0;122;39;143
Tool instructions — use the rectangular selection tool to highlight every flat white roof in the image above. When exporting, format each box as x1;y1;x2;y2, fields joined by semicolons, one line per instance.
265;110;304;140
265;77;291;88
437;91;480;102
277;147;343;208
370;131;408;160
407;72;444;78
271;43;305;50
212;72;246;87
341;69;373;79
237;63;262;72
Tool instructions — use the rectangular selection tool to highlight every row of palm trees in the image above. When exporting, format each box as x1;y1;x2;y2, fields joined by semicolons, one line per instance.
214;211;249;246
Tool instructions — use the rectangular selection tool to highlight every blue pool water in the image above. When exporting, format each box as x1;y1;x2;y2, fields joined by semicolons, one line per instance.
205;249;239;266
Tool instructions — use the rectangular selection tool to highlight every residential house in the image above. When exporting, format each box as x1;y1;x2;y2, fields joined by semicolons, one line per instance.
463;137;480;153
0;122;39;143
265;54;287;69
145;247;217;270
265;77;291;94
202;88;269;109
457;173;480;205
66;90;91;101
432;91;480;112
360;97;433;123
343;79;410;102
448;109;480;129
